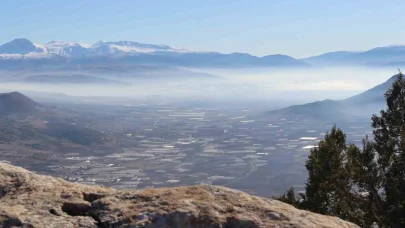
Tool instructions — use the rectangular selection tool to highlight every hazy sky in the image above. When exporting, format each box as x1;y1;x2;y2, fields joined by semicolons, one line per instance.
1;0;405;57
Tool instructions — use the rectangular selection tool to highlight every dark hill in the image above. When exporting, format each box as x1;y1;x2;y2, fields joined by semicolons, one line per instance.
344;74;398;105
268;74;400;118
0;92;41;115
269;99;345;118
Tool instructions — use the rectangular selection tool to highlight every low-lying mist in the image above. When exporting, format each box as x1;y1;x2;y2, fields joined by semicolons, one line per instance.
0;66;395;109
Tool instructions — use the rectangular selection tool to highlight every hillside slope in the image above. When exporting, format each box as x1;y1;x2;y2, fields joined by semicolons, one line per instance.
0;92;42;115
268;74;400;118
0;162;358;228
344;74;397;105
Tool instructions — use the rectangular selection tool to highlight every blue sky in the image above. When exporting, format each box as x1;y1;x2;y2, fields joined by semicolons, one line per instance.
1;0;404;57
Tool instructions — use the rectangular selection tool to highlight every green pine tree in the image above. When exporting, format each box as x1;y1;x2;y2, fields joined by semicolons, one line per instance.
277;72;405;227
346;138;381;227
302;126;356;220
274;187;300;207
369;72;405;227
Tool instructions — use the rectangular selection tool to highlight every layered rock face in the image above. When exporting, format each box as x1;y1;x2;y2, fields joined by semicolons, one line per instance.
0;162;359;228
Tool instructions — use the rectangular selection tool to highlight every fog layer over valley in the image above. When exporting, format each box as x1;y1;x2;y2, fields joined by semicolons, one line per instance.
0;67;392;106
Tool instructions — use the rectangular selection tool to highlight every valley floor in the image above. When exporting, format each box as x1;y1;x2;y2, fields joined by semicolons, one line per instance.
0;102;372;197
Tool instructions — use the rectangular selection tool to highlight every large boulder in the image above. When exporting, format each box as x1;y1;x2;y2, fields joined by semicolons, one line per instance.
0;162;359;228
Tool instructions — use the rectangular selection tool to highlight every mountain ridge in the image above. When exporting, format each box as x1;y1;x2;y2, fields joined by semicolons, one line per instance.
0;38;202;58
269;74;399;118
0;38;308;68
1;38;405;68
301;46;405;66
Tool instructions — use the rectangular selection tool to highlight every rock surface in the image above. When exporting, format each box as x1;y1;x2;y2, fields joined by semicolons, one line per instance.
0;162;359;228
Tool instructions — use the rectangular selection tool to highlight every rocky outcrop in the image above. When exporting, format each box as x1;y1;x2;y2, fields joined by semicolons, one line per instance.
0;162;359;228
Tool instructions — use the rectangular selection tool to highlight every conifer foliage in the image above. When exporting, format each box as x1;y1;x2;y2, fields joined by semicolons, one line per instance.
278;72;405;227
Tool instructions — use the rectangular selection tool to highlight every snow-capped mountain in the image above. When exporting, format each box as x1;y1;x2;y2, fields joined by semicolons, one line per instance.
89;41;191;55
0;38;193;58
1;38;404;69
45;41;90;56
0;38;308;68
1;38;405;68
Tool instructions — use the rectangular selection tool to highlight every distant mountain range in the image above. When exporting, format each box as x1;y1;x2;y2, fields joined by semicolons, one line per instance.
301;46;405;67
0;38;188;57
1;38;404;69
0;38;308;69
269;74;399;118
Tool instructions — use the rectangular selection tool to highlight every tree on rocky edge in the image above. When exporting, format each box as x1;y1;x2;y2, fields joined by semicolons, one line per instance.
278;72;405;228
